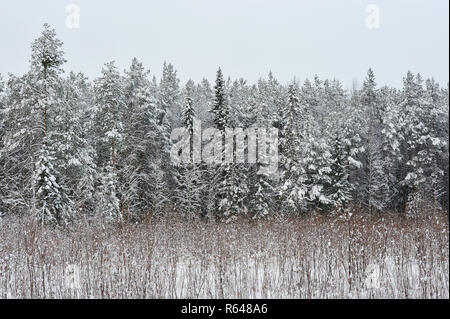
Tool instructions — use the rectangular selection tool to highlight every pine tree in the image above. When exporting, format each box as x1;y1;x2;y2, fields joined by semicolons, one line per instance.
93;61;125;221
120;58;157;219
19;24;71;224
94;61;124;168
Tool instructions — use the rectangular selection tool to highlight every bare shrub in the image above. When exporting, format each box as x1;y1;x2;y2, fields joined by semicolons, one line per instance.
0;212;448;298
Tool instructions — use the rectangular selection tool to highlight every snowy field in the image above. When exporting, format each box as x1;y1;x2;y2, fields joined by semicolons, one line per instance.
0;214;448;299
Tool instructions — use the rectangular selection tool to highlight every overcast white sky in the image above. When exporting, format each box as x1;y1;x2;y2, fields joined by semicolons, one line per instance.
0;0;448;88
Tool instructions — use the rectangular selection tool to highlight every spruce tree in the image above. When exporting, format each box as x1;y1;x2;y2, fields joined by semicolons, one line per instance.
358;69;389;214
157;62;180;209
329;134;352;213
208;68;234;219
279;83;308;214
173;80;203;218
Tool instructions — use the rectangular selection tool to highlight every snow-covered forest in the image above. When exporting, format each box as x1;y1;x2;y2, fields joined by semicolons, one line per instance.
0;24;448;224
0;23;448;300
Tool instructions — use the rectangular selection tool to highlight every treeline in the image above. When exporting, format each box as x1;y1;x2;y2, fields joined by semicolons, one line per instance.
0;24;448;225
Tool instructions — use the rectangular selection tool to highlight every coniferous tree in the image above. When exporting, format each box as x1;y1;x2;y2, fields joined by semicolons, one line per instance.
34;139;72;225
279;83;308;214
358;69;389;214
120;58;157;219
329;134;353;213
157;62;180;208
208;68;235;219
96;164;122;222
174;80;203;218
13;24;71;224
247;78;278;218
399;72;447;215
93;61;125;221
300;78;333;211
55;72;97;218
226;79;250;218
1;25;449;221
0;75;6;216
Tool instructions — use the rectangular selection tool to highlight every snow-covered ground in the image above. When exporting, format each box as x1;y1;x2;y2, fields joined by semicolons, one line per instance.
0;214;448;299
